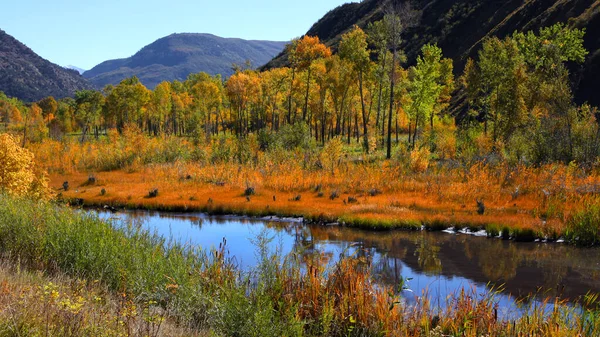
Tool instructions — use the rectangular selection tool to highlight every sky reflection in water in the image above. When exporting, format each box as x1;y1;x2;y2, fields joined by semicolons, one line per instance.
98;210;600;318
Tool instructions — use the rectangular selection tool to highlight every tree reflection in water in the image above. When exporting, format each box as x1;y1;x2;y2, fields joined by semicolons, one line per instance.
474;240;520;281
415;234;442;275
100;210;600;307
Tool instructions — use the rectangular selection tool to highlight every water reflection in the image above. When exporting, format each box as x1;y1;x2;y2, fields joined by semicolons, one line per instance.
98;210;600;311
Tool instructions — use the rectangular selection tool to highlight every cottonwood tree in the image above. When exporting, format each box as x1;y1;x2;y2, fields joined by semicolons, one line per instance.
0;94;24;129
75;90;105;141
189;74;223;139
147;81;172;136
339;26;374;153
406;44;453;149
21;103;48;146
286;39;300;124
37;96;58;124
462;23;587;162
104;77;151;133
325;55;354;142
226;71;261;136
513;23;587;162
462;37;527;146
260;67;290;131
367;20;394;135
294;36;332;122
379;2;420;158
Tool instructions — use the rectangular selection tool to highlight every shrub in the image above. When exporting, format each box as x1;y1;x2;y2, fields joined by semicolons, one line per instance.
147;188;159;198
410;147;431;173
257;128;277;151
275;122;313;150
330;191;340;200
210;134;236;163
434;116;457;160
244;186;256;196
0;133;48;198
501;226;511;240
320;137;344;174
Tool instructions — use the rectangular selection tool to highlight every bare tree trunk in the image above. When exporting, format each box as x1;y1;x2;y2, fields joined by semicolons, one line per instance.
387;49;396;159
375;52;387;130
355;112;359;143
22;119;28;147
303;67;311;121
347;111;351;145
288;68;296;124
358;71;370;153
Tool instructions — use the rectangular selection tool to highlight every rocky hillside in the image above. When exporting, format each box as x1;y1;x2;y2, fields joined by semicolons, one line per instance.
84;33;287;89
0;29;92;102
264;0;600;107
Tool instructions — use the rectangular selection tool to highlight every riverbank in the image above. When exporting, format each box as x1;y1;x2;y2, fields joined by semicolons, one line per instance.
0;260;200;337
1;195;599;336
50;168;583;243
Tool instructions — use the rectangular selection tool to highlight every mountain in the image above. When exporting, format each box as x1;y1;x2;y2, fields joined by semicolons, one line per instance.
0;29;93;102
84;33;287;89
264;0;600;108
65;65;86;74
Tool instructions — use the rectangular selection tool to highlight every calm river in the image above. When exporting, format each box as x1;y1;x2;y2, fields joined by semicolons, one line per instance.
99;210;600;317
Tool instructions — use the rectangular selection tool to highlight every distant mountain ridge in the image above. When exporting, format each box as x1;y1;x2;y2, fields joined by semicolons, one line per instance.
65;65;86;74
84;33;287;88
0;29;92;102
264;0;600;108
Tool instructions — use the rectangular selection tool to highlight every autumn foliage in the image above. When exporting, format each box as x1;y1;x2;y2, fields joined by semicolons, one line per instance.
0;133;47;198
0;22;597;244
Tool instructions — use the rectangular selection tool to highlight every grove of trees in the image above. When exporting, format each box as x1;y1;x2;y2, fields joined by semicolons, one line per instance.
0;20;595;166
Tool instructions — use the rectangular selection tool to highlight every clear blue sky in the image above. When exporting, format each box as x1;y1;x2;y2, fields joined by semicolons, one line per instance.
1;0;353;70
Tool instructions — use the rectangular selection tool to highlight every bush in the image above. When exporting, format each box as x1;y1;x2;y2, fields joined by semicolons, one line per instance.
257;128;277;151
210;134;236;163
320;137;344;174
0;133;48;198
433;116;457;160
410;147;431;173
275;122;313;150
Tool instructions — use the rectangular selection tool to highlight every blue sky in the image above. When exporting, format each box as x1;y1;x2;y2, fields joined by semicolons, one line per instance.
1;0;353;70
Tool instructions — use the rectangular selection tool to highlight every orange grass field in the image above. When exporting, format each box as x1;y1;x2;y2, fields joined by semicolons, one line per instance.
47;160;595;240
29;131;600;241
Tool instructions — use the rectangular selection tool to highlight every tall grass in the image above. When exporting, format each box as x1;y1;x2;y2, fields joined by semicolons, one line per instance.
32;128;600;244
565;201;600;246
0;262;201;337
1;195;599;336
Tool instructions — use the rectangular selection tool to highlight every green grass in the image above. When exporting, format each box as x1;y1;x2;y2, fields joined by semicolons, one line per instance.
566;203;600;246
0;195;310;336
340;215;422;231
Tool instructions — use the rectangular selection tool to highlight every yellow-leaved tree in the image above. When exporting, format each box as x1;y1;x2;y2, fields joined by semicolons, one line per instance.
0;133;48;198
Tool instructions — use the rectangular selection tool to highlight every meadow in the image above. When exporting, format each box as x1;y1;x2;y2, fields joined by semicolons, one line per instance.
33;128;600;246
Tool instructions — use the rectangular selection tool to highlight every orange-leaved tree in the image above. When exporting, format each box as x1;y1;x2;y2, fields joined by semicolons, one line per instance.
295;36;331;122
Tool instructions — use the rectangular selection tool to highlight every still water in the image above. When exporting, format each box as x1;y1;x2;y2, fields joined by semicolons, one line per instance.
99;210;600;316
